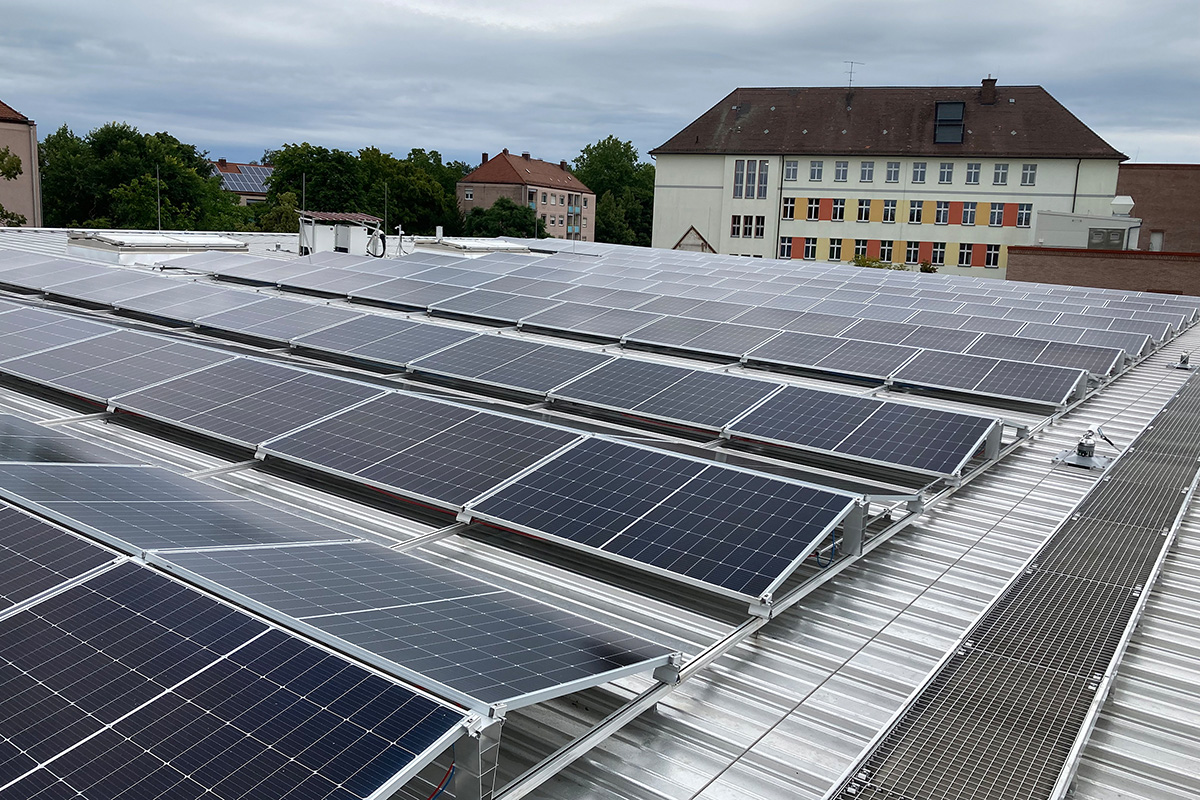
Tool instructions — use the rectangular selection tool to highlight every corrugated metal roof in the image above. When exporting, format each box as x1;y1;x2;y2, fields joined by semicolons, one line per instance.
0;230;1195;799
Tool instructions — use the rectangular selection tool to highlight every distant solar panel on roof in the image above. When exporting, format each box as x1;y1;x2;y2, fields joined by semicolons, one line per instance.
470;437;856;598
277;266;394;295
0;259;111;291
409;336;542;379
731;387;882;452
898;326;981;353
0;463;360;552
553;359;693;410
263;392;582;507
113;359;386;446
568;308;662;338
0;308;114;361
198;299;363;343
744;330;848;367
814;339;920;378
630;370;780;429
44;270;178;306
0;414;141;464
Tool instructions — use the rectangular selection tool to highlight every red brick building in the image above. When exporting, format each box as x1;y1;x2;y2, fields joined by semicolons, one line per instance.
1117;164;1200;253
457;150;594;240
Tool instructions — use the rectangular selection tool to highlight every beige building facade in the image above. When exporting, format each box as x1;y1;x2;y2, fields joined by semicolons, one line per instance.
0;100;41;227
651;80;1126;279
457;150;594;240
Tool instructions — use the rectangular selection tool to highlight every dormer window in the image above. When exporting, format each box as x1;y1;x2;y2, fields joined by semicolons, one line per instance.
935;101;965;143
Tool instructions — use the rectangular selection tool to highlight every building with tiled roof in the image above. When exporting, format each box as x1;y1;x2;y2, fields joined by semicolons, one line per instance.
210;158;272;205
651;78;1130;277
0;99;41;226
457;149;595;241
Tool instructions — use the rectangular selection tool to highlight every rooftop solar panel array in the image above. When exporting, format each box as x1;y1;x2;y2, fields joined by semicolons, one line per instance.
0;414;140;465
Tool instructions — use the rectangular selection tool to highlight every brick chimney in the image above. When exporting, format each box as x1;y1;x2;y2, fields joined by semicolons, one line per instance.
560;160;568;171
502;148;509;155
481;152;488;163
218;157;227;167
981;76;997;105
522;152;531;160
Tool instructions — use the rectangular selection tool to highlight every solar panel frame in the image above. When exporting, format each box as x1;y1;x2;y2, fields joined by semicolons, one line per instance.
551;359;694;411
43;271;177;306
677;323;780;358
0;503;118;613
0;414;142;465
0;308;116;363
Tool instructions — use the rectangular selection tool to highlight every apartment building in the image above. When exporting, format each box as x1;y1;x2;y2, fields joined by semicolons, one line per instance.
650;79;1126;277
210;158;272;205
457;149;594;240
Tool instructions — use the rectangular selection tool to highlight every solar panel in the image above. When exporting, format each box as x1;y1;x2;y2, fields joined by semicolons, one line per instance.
730;387;882;452
974;360;1084;404
1077;328;1150;356
958;316;1030;336
552;359;693;410
429;289;516;315
565;308;661;338
197;299;364;343
630;370;780;429
412;338;612;394
633;296;706;316
0;308;114;361
408;336;542;379
0;260;111;291
1106;317;1172;340
966;334;1050;362
897;326;981;353
469;438;856;598
290;314;418;354
0;330;234;401
278;267;393;296
44;271;176;306
744;330;847;367
623;316;721;347
113;359;386;446
350;278;470;309
681;300;755;323
0;562;464;800
163;542;673;706
263;393;582;507
116;283;265;323
730;307;806;330
679;323;779;357
0;504;115;611
780;312;855;336
834;403;993;475
552;285;627;304
853;303;921;323
891;350;1002;389
814;340;920;378
0;463;360;552
0;414;141;464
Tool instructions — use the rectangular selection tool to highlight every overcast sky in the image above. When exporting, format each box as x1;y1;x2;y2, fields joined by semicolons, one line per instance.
3;0;1199;169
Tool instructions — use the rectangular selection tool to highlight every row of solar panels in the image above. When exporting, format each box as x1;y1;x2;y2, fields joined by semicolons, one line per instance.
0;304;865;602
494;237;1200;311
0;254;1005;475
0;436;674;713
0;286;1002;477
0;487;468;799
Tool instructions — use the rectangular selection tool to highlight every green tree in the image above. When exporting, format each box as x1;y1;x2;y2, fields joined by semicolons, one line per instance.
405;148;472;197
461;197;546;239
39;122;242;229
0;146;25;226
264;143;366;214
358;147;459;236
572;136;655;246
255;191;299;233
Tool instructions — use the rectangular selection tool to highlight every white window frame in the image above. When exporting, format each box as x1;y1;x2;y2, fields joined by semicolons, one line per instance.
857;199;871;222
854;239;868;257
784;160;798;181
905;241;920;264
962;202;976;225
939;162;953;184
807;198;820;221
989;202;1004;226
730;216;741;237
828;238;842;261
834;161;848;182
803;238;816;260
909;201;923;224
831;199;845;221
1016;203;1032;228
782;197;795;220
935;201;949;225
931;242;946;265
882;199;897;223
779;236;792;258
810;160;823;181
1021;163;1037;186
985;244;1001;268
885;161;900;183
994;163;1008;185
754;216;765;238
912;162;927;183
880;240;893;262
965;162;981;184
958;244;974;266
860;161;874;182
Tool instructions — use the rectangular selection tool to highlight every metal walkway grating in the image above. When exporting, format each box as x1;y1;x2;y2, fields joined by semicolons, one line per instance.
833;374;1200;800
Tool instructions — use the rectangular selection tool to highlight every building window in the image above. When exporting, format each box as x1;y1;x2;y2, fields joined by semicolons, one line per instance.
882;199;897;223
962;202;977;225
985;244;1001;267
1021;163;1037;186
779;236;793;258
829;238;843;261
831;199;845;221
754;216;765;238
807;198;820;220
464;187;474;200
934;101;965;143
861;161;874;182
994;163;1008;185
912;162;926;183
810;160;823;181
1017;203;1032;228
935;201;949;225
931;242;946;265
549;216;556;226
782;198;795;219
906;241;920;264
966;162;981;185
939;162;953;183
908;200;923;224
858;199;871;222
540;213;547;224
745;160;757;198
583;197;588;208
560;194;565;205
733;160;745;198
559;215;564;226
785;160;798;181
730;216;741;237
757;160;769;199
541;192;547;203
880;240;893;262
550;195;556;205
834;161;848;182
582;217;587;227
743;214;754;234
886;161;900;183
803;238;816;259
989;202;1004;226
959;244;973;266
854;239;868;257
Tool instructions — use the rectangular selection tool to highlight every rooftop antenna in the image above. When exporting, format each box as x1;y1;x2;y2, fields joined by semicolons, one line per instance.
845;61;864;89
155;164;161;231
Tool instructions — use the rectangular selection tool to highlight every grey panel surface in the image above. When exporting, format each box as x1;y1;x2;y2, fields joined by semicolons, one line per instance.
780;312;856;336
814;339;919;378
679;323;778;357
553;359;692;409
0;308;114;361
165;542;672;704
631;371;780;429
0;414;141;464
45;271;177;305
730;386;882;452
745;331;847;367
0;504;116;610
569;308;662;338
408;336;543;379
624;316;721;347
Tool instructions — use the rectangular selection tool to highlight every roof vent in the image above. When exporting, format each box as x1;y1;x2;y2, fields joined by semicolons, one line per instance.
981;76;997;105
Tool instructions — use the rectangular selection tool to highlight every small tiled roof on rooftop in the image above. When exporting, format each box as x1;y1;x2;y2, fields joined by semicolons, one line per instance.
652;82;1127;160
0;99;31;125
461;150;592;193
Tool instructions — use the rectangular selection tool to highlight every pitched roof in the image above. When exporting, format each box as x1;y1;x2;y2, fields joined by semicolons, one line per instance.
0;99;31;125
652;84;1126;160
461;151;592;193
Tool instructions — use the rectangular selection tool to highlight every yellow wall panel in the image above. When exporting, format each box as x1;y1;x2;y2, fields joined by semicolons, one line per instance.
869;198;884;223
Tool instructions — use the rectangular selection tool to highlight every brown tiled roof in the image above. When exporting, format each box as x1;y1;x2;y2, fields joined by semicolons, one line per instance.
652;84;1126;160
460;151;592;193
0;100;31;125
